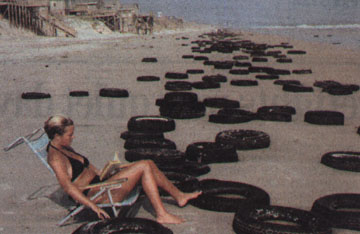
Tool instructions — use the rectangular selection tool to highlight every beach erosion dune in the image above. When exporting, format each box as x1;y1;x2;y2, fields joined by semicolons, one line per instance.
0;15;360;234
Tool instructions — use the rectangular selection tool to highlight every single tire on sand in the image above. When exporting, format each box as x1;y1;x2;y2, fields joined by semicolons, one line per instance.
189;179;270;212
304;110;344;125
311;193;360;231
233;205;331;234
215;129;270;150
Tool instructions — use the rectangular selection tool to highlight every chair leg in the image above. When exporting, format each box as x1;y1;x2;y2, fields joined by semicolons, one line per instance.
107;189;118;217
58;188;106;226
57;205;86;226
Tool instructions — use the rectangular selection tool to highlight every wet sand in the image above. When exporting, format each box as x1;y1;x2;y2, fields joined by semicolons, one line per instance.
0;21;360;234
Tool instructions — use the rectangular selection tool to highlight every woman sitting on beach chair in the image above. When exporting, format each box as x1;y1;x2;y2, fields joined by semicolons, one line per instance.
44;115;201;224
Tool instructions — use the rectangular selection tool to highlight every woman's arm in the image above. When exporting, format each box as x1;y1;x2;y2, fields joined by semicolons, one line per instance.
89;163;101;176
48;153;110;219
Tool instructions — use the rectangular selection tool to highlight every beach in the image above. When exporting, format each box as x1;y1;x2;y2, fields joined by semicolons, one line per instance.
1;17;360;233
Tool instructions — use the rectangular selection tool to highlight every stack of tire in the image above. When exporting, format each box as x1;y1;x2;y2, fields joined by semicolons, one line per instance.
156;92;206;119
121;116;177;151
122;116;209;195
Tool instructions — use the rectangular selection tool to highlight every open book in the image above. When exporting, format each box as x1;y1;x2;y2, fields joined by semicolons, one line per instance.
99;152;123;181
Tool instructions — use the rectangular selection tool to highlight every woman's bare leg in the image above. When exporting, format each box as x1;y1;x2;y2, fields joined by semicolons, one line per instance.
92;160;184;224
146;160;202;207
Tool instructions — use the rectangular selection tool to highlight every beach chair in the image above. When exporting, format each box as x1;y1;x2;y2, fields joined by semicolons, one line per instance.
4;128;141;226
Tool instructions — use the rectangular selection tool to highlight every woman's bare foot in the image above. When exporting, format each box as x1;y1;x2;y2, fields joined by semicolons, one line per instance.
177;191;202;207
157;212;185;224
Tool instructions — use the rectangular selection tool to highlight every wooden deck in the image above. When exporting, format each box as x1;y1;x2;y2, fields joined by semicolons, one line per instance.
0;0;48;7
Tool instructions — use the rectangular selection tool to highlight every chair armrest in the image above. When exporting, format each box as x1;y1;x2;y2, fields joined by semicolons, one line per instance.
80;178;128;190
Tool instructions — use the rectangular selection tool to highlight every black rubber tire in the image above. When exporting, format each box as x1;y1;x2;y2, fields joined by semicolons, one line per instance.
99;88;129;98
269;69;291;75
213;61;234;70
215;129;270;150
233;205;331;234
255;74;279;80
203;60;216;66
324;86;354;96
193;56;209;61
211;108;257;124
72;217;173;234
192;81;221;89
287;50;307;55
257;106;296;115
185;142;238;164
203;98;240;109
233;55;249;60
202;74;227;83
191;46;201;50
186;69;204;74
304;110;344;125
21;92;51;99
252;57;268;62
189;179;270;212
157;161;211;177
313;80;342;89
276;58;293;63
163;91;198;103
164;81;193;91
156;92;198;106
125;148;185;164
283;84;314;92
218;108;258;119
164;72;189;79
231;80;258;87
293;69;312;74
137;76;160;82
274;80;302;86
69;91;89;97
127;116;176;133
160;172;200;196
124;138;177;150
142;57;158;63
209;114;254;124
321;151;360;172
182;55;194;59
120;131;164;140
234;62;252;67
229;69;250;75
160;102;206;119
311;193;360;231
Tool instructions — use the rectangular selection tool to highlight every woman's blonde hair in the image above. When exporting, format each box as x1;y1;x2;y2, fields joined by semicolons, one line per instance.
44;115;74;140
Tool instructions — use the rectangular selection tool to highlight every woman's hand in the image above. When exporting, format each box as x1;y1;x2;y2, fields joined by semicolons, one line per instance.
93;206;110;220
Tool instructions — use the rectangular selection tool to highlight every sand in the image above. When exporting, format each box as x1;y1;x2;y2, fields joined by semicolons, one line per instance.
0;17;360;234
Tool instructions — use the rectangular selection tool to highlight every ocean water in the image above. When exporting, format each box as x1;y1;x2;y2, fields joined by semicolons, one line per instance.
120;0;360;48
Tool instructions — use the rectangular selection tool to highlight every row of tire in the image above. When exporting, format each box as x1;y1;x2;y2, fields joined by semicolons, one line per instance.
20;88;129;99
154;91;346;125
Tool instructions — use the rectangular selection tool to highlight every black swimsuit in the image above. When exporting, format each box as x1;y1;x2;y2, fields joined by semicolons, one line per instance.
47;144;101;196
